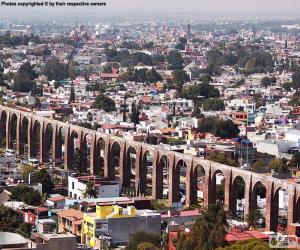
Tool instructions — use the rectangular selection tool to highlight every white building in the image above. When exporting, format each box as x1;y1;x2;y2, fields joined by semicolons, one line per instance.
68;175;120;199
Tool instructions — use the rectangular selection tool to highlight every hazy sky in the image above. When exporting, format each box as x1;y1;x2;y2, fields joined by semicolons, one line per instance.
107;0;300;13
1;0;300;20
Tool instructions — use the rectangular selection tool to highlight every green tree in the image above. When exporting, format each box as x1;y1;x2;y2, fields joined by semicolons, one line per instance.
131;102;140;127
167;51;184;70
35;169;54;195
146;68;162;83
202;98;225;111
43;57;69;81
18;222;33;237
261;76;276;87
137;242;159;250
0;204;21;230
216;238;271;250
126;232;162;250
245;209;263;229
10;185;41;206
172;70;190;93
177;203;227;250
198;117;240;139
102;64;113;73
12;62;37;92
292;70;300;89
268;158;289;174
207;153;238;167
83;180;98;198
68;61;80;79
21;165;35;180
92;93;116;112
69;85;75;102
181;83;219;100
252;160;264;172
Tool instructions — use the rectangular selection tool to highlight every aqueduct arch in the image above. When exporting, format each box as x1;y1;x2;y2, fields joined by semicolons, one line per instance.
0;105;299;233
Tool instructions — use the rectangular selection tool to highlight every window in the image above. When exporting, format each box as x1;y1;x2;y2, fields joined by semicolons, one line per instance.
72;182;75;190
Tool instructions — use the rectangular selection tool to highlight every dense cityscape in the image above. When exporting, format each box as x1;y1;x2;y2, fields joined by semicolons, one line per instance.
0;4;300;249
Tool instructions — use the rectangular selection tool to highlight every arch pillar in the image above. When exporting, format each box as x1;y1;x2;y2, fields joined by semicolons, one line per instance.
224;171;232;212
15;114;21;155
39;121;46;163
5;110;10;149
118;141;126;187
89;134;97;175
104;138;111;178
27;118;32;157
151;150;160;200
243;176;252;218
52;125;60;164
205;165;213;207
168;154;176;205
134;145;143;195
287;187;297;235
186;160;197;207
265;181;275;231
64;126;71;170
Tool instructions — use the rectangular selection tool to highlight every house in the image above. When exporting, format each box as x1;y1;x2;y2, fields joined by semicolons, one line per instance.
46;194;66;209
81;203;161;247
57;208;83;241
68;175;120;199
36;218;57;234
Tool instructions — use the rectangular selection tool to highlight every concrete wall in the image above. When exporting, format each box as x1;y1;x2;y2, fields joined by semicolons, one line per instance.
107;215;161;244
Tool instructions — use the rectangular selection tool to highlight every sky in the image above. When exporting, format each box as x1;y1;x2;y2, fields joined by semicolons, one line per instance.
1;0;300;20
107;0;300;13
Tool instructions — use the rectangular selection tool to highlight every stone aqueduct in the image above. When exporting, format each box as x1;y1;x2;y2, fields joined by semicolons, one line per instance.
1;105;300;232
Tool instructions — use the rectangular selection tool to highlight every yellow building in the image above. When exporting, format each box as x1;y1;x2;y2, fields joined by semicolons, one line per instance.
81;203;136;247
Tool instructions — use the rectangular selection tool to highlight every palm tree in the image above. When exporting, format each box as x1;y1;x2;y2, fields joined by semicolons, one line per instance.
83;180;98;198
246;209;262;229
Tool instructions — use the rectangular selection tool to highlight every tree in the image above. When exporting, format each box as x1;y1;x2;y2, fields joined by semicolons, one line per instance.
21;165;35;180
83;180;98;198
290;152;300;168
131;102;140;126
87;112;93;122
167;51;184;70
69;85;75;102
12;62;37;92
202;98;225;111
137;242;159;250
207;153;238;167
245;209;263;229
214;120;240;139
43;57;68;81
68;61;80;79
35;169;54;195
172;70;190;93
177;203;227;250
292;70;300;89
216;238;271;250
167;138;185;146
146;68;162;83
268;158;289;174
0;204;20;230
198;117;240;139
102;64;113;73
175;37;187;50
92;93;116;112
252;160;264;172
73;148;84;175
261;76;276;87
10;185;41;206
126;232;162;250
18;222;33;237
181;83;220;100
